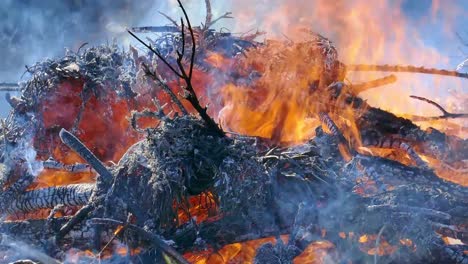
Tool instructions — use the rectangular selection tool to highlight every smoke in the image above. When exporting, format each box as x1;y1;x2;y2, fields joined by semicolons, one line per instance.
0;0;160;117
0;0;160;82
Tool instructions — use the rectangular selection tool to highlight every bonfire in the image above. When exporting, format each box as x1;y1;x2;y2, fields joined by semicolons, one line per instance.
0;1;467;263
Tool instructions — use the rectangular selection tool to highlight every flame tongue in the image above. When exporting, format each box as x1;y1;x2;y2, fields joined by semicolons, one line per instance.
218;39;342;143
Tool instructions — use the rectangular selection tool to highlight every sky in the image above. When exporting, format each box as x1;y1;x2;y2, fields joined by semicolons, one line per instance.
0;0;467;117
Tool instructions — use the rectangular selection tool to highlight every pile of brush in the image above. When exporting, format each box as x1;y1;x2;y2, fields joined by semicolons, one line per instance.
0;1;466;263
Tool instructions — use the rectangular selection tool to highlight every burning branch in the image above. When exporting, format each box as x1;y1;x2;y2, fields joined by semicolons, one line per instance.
351;74;397;94
347;64;468;79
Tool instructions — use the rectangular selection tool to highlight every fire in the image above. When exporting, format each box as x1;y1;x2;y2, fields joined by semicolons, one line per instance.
358;234;398;256
217;39;342;143
177;191;219;225
185;236;334;264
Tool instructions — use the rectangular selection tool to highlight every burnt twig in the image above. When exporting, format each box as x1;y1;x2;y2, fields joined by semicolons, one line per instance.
57;204;95;240
127;31;182;77
59;128;113;184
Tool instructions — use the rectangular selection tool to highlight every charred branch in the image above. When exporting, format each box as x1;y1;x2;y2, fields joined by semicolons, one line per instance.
59;129;112;185
7;183;93;214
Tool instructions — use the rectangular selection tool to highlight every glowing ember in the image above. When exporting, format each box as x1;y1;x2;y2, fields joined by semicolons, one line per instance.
358;234;398;256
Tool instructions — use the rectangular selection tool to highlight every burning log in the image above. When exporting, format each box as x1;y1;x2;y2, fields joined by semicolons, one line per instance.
0;0;467;263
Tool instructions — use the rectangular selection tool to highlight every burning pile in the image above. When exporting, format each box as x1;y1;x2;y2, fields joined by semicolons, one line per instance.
0;1;467;263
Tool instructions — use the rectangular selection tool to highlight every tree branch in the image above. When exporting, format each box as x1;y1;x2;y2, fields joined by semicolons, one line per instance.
408;95;468;121
346;64;468;79
129;0;224;136
351;74;397;94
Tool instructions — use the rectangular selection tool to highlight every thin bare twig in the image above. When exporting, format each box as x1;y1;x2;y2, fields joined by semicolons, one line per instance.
142;64;188;115
455;32;468;47
409;95;468;121
128;0;224;136
158;11;179;27
206;12;233;29
204;0;213;29
127;31;182;78
176;0;224;136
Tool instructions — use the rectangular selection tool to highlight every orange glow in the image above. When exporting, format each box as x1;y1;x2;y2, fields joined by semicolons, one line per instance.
359;234;398;256
177;192;219;225
293;241;334;264
217;40;347;143
184;237;280;264
420;155;468;186
185;236;334;264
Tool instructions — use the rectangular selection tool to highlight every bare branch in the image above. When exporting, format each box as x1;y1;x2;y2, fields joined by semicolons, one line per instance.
127;30;183;78
158;11;179;27
409;95;468;121
8;184;93;214
129;26;180;33
204;0;213;29
0;82;20;92
177;0;196;80
57;204;95;240
455;32;468;47
206;12;234;29
142;64;188;115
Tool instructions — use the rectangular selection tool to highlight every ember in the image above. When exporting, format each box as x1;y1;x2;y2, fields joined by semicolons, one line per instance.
0;0;467;264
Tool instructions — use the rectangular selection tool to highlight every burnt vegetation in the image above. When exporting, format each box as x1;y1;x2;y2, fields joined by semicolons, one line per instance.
0;1;467;264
